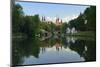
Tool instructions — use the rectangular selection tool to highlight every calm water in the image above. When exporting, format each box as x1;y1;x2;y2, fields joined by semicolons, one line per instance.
12;36;96;66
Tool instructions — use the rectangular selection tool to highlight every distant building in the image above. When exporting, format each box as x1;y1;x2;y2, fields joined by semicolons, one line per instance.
55;17;63;26
41;16;52;24
42;16;46;22
71;27;77;34
41;16;63;25
66;27;71;33
66;27;77;34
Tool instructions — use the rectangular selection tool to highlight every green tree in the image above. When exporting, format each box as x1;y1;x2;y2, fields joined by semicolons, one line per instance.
23;15;40;37
61;23;68;34
12;4;24;33
84;6;96;31
68;6;96;31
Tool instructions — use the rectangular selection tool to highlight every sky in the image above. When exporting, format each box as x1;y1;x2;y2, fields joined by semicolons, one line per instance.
15;1;90;22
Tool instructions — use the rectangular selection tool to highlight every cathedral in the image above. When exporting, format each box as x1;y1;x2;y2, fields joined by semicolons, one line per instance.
55;17;63;26
41;16;63;26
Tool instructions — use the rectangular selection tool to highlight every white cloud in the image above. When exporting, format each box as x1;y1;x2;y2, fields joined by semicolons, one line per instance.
62;14;78;23
46;17;52;21
46;17;56;22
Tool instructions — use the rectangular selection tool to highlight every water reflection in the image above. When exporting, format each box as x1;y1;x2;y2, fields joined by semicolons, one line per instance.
12;36;96;66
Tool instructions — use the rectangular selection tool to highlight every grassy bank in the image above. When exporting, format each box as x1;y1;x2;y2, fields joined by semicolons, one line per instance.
65;31;96;37
12;33;27;39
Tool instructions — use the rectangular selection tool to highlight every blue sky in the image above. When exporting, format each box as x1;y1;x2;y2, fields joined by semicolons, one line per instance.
15;1;89;22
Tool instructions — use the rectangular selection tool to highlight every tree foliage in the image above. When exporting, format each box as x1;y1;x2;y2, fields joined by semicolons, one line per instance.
84;6;96;31
12;4;40;37
68;6;96;31
12;4;24;33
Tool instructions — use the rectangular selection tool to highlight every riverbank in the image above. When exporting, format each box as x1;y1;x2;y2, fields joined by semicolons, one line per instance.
12;31;96;40
65;31;95;37
12;33;27;39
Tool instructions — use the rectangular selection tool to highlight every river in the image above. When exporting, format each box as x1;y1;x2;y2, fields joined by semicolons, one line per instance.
12;36;96;66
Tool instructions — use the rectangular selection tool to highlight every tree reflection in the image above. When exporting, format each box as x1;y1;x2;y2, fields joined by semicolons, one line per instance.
12;36;96;65
12;38;40;65
62;37;96;61
84;40;96;61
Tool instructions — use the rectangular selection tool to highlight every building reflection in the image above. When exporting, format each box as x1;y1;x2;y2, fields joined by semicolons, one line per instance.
12;36;96;66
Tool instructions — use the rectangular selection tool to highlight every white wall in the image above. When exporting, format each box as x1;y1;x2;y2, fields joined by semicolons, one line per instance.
19;0;96;5
0;0;99;67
